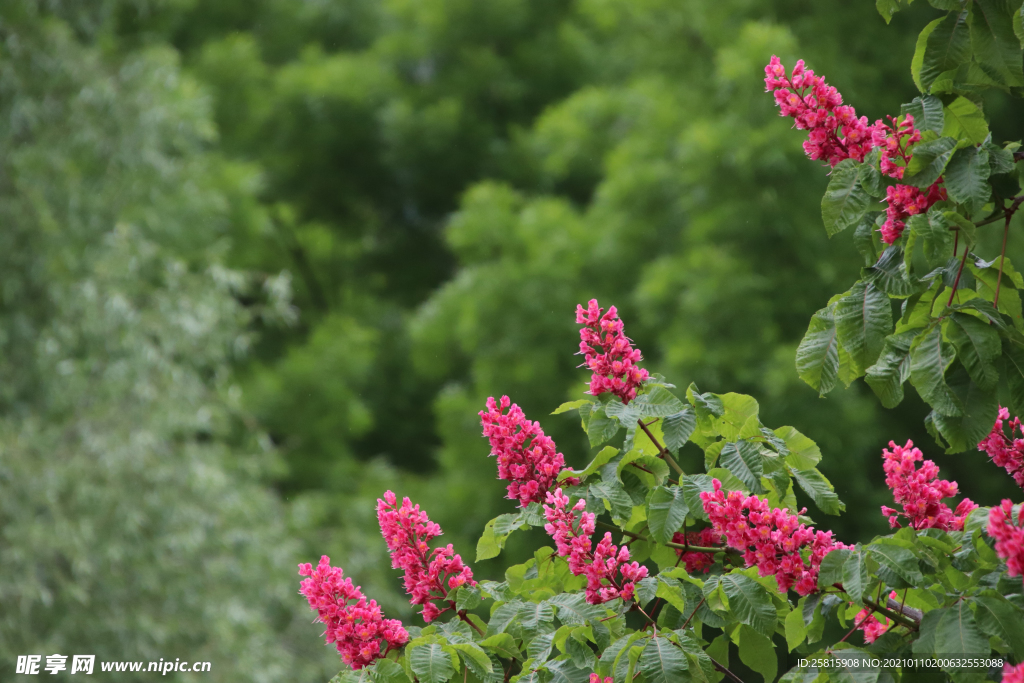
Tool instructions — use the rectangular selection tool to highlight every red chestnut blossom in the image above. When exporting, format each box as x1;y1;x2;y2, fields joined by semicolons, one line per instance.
480;396;580;507
853;591;898;644
671;528;723;574
700;479;849;595
879;182;947;245
377;491;476;622
576;299;649;404
589;675;612;683
543;488;649;604
1004;662;1024;683
879;440;977;531
872;115;922;180
764;56;876;166
978;407;1024;488
988;499;1024;577
298;556;409;669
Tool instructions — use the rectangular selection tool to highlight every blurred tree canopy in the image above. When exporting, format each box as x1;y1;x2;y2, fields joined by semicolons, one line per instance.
2;0;1022;680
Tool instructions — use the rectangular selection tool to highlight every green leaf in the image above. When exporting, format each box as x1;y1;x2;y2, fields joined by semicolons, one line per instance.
544;659;591;683
934;600;988;659
915;11;971;91
854;213;882;265
905;137;958;188
487;602;522;636
719;573;776;638
821;159;872;236
816;549;851;589
944;146;992;212
869;542;924;586
865;330;919;408
604;398;642;428
901;95;945;133
632;386;686;418
585;407;620;448
477;513;527;562
647;486;689;544
784;607;808;652
972;595;1024;658
947;311;1001;389
737;625;777;683
719;440;765;494
796;304;841;396
655;576;689;615
638;635;688;683
792;468;844;515
876;0;903;23
553;399;592;415
942;96;991;145
910;212;955;270
864;246;927;298
927;372;999;453
453;644;493;676
834;280;893;375
562;446;619;482
547;593;611;648
682;474;715;521
480;634;522;661
775;426;820;469
971;0;1024;87
841;547;874;604
909;324;962;416
410;644;457;683
1016;1;1024;48
662;408;696;453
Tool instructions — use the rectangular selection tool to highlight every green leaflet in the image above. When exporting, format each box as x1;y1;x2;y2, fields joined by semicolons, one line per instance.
792;468;844;515
972;595;1024;659
821;159;872;236
834;280;893;376
901;95;945;133
662;408;696;453
865;330;919;408
913;11;971;91
934;601;988;662
909;324;962;417
647;485;689;544
719;573;776;638
944;145;992;212
942;96;991;145
477;513;527;562
718;440;764;494
410;644;457;683
904;137;958;188
552;399;592;415
947;311;1000;390
637;635;689;683
737;625;777;683
796;303;841;396
970;0;1024;87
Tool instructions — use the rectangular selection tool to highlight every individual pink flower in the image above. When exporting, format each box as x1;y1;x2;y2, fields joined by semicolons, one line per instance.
989;499;1024;577
854;591;898;644
480;396;581;507
298;556;409;669
671;528;723;574
543;488;649;604
978;407;1024;488
878;181;947;245
879;440;977;531
576;299;649;404
871;115;922;180
377;491;476;622
764;56;876;166
1004;662;1024;683
700;479;850;595
589;675;612;683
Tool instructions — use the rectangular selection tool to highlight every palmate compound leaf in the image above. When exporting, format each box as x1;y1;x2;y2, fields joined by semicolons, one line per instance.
834;280;892;376
865;330;919;408
796;303;841;396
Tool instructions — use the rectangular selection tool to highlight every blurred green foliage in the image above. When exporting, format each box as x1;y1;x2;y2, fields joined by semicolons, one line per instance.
1;0;1022;680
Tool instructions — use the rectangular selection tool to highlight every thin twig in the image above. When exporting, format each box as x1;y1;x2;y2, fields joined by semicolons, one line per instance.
679;595;706;631
637;419;685;476
996;212;1012;308
457;609;485;637
976;195;1024;227
710;658;745;683
595;521;736;554
947;241;970;307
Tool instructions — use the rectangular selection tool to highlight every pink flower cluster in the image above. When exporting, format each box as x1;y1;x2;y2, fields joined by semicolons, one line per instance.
543;488;649;604
766;57;948;245
479;396;580;507
978;407;1024;488
988;499;1024;576
764;56;875;166
853;591;898;644
298;556;409;669
577;299;649;404
671;528;723;574
879;440;977;531
377;491;476;622
700;479;849;595
1004;662;1024;683
589;675;612;683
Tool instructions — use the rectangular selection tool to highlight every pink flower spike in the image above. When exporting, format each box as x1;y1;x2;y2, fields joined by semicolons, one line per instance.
480;396;581;507
542;488;648;604
298;556;409;669
1004;662;1024;683
880;440;976;531
576;299;649;404
979;407;1024;488
700;480;850;595
377;492;476;621
989;499;1024;576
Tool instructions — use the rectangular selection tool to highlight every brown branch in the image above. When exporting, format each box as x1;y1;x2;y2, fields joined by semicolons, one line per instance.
976;195;1024;227
596;521;737;554
946;241;970;307
711;658;746;683
832;583;920;630
636;419;685;476
457;609;485;637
